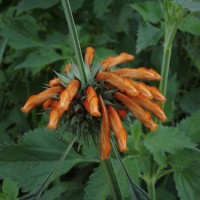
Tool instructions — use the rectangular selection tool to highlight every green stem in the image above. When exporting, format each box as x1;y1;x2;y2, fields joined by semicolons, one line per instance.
146;179;156;200
101;159;124;200
61;0;87;84
35;135;77;199
0;38;8;65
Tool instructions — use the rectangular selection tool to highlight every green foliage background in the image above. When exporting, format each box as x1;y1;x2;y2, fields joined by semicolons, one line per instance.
0;0;200;199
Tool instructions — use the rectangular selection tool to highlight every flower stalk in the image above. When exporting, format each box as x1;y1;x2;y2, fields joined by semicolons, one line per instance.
101;159;124;200
61;0;87;85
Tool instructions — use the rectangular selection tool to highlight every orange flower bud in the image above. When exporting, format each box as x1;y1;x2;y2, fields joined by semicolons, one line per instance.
49;78;61;87
111;67;162;81
51;99;59;109
99;95;112;160
57;79;80;114
117;109;127;119
146;85;166;103
132;95;167;122
21;86;63;113
102;52;135;71
85;47;95;65
107;106;128;152
96;72;138;97
85;86;101;117
42;99;53;109
113;92;158;131
48;109;60;130
82;99;90;113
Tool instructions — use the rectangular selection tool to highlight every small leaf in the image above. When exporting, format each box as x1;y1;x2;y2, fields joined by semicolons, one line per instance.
174;161;200;200
177;109;200;143
2;178;19;199
0;15;41;49
14;48;64;72
93;0;114;18
173;0;200;12
130;1;162;23
180;87;200;114
179;15;200;36
70;64;81;80
136;22;163;53
69;0;85;12
144;126;196;165
17;0;59;11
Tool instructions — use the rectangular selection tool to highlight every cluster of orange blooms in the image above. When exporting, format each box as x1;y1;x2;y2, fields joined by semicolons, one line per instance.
21;47;167;160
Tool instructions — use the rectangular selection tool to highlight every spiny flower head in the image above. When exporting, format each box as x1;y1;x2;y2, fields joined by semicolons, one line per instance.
21;47;167;160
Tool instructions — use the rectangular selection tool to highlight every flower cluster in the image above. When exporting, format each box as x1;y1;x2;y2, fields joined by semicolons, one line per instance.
21;47;167;160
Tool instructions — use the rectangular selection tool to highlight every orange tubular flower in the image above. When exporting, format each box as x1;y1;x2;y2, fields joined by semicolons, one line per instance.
107;106;128;152
85;86;101;117
113;92;158;131
21;86;63;113
146;85;166;103
132;95;167;122
42;99;53;109
99;95;112;160
48;108;60;130
117;109;127;119
111;67;162;81
57;80;80;113
49;78;61;87
85;47;95;65
96;72;138;97
102;52;135;71
21;47;167;160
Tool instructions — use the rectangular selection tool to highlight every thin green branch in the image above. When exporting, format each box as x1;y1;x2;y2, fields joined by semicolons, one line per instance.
61;0;87;84
35;135;77;199
101;159;124;200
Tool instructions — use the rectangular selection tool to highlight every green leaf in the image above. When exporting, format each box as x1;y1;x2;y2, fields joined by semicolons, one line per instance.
17;0;59;11
0;128;93;192
185;43;200;73
130;1;162;23
174;162;200;200
14;48;64;74
177;109;200;143
93;0;114;18
40;182;80;200
144;126;196;165
0;15;41;49
156;188;177;200
180;87;200;114
2;178;19;199
169;149;200;168
179;15;200;36
136;22;163;53
173;0;200;12
69;0;85;12
84;158;140;199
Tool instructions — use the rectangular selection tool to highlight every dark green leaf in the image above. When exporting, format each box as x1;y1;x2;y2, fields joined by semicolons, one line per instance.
179;15;200;36
17;0;59;11
93;0;114;18
174;162;200;200
0;128;93;192
144;126;196;165
130;1;162;23
0;15;41;49
136;22;163;53
173;0;200;12
180;87;200;114
177;109;200;142
14;48;64;74
69;0;85;12
2;178;19;199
